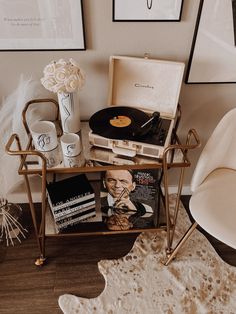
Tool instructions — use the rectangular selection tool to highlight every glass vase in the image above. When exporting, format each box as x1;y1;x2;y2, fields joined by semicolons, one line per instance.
57;92;81;134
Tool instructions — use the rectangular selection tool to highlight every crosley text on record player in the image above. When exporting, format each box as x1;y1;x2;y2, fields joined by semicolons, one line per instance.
89;56;185;159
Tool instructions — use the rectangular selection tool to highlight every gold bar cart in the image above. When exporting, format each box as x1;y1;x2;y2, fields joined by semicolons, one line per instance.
5;99;200;266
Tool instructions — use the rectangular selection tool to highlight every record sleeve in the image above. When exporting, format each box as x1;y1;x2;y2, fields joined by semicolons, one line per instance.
100;168;161;230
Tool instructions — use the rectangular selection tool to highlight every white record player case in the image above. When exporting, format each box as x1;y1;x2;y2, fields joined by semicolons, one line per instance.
89;55;185;159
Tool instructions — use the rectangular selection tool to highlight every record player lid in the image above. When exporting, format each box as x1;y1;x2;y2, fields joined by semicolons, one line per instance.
108;55;185;119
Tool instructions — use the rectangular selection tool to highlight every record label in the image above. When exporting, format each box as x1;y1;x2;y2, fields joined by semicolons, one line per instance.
109;115;131;128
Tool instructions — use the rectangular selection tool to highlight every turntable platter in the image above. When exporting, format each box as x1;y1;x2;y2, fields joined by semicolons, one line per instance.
89;106;150;140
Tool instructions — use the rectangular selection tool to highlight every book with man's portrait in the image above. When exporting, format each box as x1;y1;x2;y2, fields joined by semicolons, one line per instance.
100;168;161;231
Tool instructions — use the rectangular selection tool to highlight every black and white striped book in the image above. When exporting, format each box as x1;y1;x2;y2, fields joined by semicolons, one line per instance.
54;202;96;222
47;174;96;228
47;174;95;209
53;199;96;220
56;205;97;230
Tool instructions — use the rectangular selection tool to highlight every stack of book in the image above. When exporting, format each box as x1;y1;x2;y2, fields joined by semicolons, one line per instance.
47;174;96;232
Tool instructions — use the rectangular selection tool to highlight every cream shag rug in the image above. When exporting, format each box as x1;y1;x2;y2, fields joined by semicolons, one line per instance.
58;195;236;314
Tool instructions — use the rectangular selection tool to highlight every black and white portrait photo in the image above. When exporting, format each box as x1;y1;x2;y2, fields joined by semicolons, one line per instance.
113;0;184;21
100;169;160;230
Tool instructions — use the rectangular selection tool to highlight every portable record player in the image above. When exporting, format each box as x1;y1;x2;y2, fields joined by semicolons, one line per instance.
89;55;185;159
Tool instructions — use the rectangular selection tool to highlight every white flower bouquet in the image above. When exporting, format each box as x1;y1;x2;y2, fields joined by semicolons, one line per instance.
41;58;85;94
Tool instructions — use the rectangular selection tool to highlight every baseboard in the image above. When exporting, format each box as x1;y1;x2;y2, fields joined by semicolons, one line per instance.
6;176;42;204
164;185;191;195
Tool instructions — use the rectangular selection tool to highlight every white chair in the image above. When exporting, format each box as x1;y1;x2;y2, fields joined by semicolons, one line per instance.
165;108;236;265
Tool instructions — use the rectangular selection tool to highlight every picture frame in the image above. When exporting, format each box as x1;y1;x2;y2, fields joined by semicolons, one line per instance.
185;0;236;84
113;0;184;22
0;0;86;51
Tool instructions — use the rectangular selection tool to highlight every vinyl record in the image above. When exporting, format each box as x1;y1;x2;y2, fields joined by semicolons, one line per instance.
89;106;150;140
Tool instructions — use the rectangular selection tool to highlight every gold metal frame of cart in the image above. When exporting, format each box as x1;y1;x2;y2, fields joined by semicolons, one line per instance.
5;99;200;266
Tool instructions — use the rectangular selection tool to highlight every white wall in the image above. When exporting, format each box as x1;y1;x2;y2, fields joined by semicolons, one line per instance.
1;0;236;188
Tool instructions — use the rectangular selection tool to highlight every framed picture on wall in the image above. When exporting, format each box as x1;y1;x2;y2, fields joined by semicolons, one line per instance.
0;0;86;51
113;0;184;21
185;0;236;83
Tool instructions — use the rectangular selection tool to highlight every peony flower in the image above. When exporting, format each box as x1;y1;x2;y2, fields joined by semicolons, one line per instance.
41;58;85;94
65;75;80;93
43;62;56;75
52;82;66;94
40;77;57;92
54;68;68;83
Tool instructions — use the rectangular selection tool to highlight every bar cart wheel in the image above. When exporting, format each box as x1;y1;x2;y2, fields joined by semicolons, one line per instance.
35;256;46;267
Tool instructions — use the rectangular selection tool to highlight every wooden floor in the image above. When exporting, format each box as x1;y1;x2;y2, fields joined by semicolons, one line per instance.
0;197;235;314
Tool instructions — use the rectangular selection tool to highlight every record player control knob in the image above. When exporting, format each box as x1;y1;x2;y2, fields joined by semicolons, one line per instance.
158;130;166;145
135;144;142;152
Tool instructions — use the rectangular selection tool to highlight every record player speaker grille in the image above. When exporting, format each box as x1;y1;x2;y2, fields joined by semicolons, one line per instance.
94;138;109;146
143;146;159;157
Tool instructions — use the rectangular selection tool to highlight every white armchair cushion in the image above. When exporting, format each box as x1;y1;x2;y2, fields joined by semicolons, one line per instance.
191;108;236;192
190;168;236;249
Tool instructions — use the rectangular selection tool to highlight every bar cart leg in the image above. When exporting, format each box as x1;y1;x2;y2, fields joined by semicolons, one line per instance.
23;174;46;266
164;222;198;265
35;255;46;266
162;168;185;256
169;167;186;247
36;157;48;266
162;166;185;256
162;166;173;255
38;170;48;266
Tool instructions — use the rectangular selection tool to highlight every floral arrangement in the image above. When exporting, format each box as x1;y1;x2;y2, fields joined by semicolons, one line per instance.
41;58;85;94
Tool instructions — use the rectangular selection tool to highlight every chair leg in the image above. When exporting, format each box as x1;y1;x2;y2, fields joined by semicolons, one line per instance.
164;221;198;266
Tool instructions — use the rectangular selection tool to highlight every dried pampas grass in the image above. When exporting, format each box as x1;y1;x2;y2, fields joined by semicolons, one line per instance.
0;75;54;198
